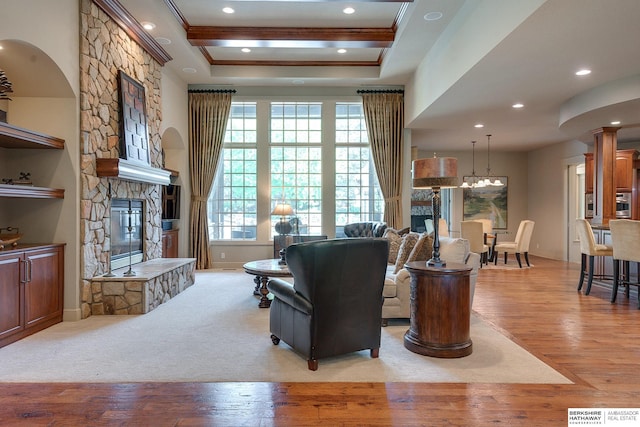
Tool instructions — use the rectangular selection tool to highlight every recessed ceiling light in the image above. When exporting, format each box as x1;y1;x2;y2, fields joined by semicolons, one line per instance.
611;120;621;125
512;103;524;109
424;12;443;21
182;67;197;74
474;124;484;128
343;7;355;14
337;48;347;54
155;37;171;45
141;21;155;31
223;7;234;14
241;48;251;53
575;69;591;76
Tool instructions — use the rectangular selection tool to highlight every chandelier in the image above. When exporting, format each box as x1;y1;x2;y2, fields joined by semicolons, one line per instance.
481;134;503;187
461;135;503;188
460;140;485;188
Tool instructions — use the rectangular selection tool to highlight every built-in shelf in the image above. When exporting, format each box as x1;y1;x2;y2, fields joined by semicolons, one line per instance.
0;122;65;149
0;184;65;199
0;122;66;199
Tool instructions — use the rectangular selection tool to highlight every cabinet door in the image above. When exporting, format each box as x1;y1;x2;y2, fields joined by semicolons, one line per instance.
24;247;63;328
615;150;638;192
162;230;179;258
584;153;594;193
0;252;24;340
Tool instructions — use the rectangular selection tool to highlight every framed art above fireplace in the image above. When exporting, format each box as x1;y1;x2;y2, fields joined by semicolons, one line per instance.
117;70;150;165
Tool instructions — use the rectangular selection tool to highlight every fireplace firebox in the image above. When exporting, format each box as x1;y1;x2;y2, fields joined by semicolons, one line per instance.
111;198;144;270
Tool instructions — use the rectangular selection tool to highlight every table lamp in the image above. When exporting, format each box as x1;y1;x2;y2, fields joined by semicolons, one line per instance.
271;202;294;235
413;155;458;267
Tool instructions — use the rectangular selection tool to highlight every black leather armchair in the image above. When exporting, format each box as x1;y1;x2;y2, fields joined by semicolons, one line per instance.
343;221;387;238
267;238;389;370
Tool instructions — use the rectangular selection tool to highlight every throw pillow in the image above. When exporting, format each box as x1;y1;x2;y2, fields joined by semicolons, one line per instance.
382;227;403;264
407;232;433;263
439;237;470;264
394;232;420;273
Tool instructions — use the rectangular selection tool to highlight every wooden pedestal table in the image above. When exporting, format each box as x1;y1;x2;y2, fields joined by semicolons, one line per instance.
243;259;291;308
403;261;473;358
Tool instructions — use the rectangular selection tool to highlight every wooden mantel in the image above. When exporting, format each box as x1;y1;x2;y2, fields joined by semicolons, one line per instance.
96;158;172;186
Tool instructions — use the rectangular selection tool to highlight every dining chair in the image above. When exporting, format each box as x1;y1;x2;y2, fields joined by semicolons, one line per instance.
608;219;640;308
460;220;489;265
493;220;535;268
476;219;495;261
575;218;613;295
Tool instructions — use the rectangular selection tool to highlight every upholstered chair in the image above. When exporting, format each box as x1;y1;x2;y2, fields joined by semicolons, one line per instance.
477;218;496;261
267;238;389;370
461;220;489;265
575;218;613;295
493;220;535;268
343;221;387;238
609;219;640;308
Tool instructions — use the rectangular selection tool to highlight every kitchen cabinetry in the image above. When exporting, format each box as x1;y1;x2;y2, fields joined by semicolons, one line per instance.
0;244;65;349
585;150;638;193
584;153;594;193
615;149;638;192
0;122;65;199
162;229;179;258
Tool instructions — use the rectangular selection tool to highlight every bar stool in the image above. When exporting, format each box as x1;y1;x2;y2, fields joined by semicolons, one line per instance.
609;219;640;308
575;219;613;295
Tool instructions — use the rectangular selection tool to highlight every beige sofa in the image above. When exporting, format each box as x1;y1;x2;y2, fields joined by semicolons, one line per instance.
381;237;481;325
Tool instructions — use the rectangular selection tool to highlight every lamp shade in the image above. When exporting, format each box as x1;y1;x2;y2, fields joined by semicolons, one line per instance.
412;157;458;189
271;203;294;216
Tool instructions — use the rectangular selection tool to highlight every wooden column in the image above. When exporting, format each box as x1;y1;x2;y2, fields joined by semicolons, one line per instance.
592;127;620;226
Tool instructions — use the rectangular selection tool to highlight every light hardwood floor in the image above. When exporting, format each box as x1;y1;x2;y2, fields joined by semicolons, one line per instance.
1;256;638;426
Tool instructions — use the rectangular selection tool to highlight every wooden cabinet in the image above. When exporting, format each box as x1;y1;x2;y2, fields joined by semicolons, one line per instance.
0;122;65;199
615;149;638;192
584;153;594;193
162;229;179;258
0;244;64;349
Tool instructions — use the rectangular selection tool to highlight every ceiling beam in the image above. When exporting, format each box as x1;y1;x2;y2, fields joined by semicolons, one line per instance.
187;27;395;48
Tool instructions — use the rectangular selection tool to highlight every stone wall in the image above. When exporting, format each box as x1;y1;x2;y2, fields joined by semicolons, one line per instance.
79;0;164;318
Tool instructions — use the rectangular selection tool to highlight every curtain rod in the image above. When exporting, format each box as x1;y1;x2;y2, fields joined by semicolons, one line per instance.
357;89;404;94
188;89;237;94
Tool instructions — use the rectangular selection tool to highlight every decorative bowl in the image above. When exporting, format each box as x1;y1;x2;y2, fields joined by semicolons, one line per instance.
0;232;22;249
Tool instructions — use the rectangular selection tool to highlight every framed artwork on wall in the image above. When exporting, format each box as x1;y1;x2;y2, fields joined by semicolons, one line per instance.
117;70;150;165
462;177;508;229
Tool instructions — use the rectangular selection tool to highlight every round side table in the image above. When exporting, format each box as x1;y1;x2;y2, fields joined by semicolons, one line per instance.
403;261;473;358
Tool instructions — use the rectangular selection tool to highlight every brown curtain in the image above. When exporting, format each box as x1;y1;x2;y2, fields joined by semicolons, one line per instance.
188;91;232;269
361;92;404;229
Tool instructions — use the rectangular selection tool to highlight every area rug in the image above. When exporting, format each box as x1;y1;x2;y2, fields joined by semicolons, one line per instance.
0;270;569;384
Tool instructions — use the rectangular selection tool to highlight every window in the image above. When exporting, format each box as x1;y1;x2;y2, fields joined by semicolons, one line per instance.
335;103;384;236
208;102;257;240
270;102;322;235
208;99;384;241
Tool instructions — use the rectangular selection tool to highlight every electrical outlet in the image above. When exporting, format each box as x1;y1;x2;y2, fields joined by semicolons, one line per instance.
220;252;225;259
536;243;539;249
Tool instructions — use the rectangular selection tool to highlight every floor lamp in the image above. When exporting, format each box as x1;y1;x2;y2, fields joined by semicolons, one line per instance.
413;156;458;267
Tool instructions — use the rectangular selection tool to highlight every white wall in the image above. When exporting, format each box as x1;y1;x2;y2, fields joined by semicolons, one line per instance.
160;67;189;257
527;139;588;260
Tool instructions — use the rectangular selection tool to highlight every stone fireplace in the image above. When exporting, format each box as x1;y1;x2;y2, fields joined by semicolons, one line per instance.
79;0;195;318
